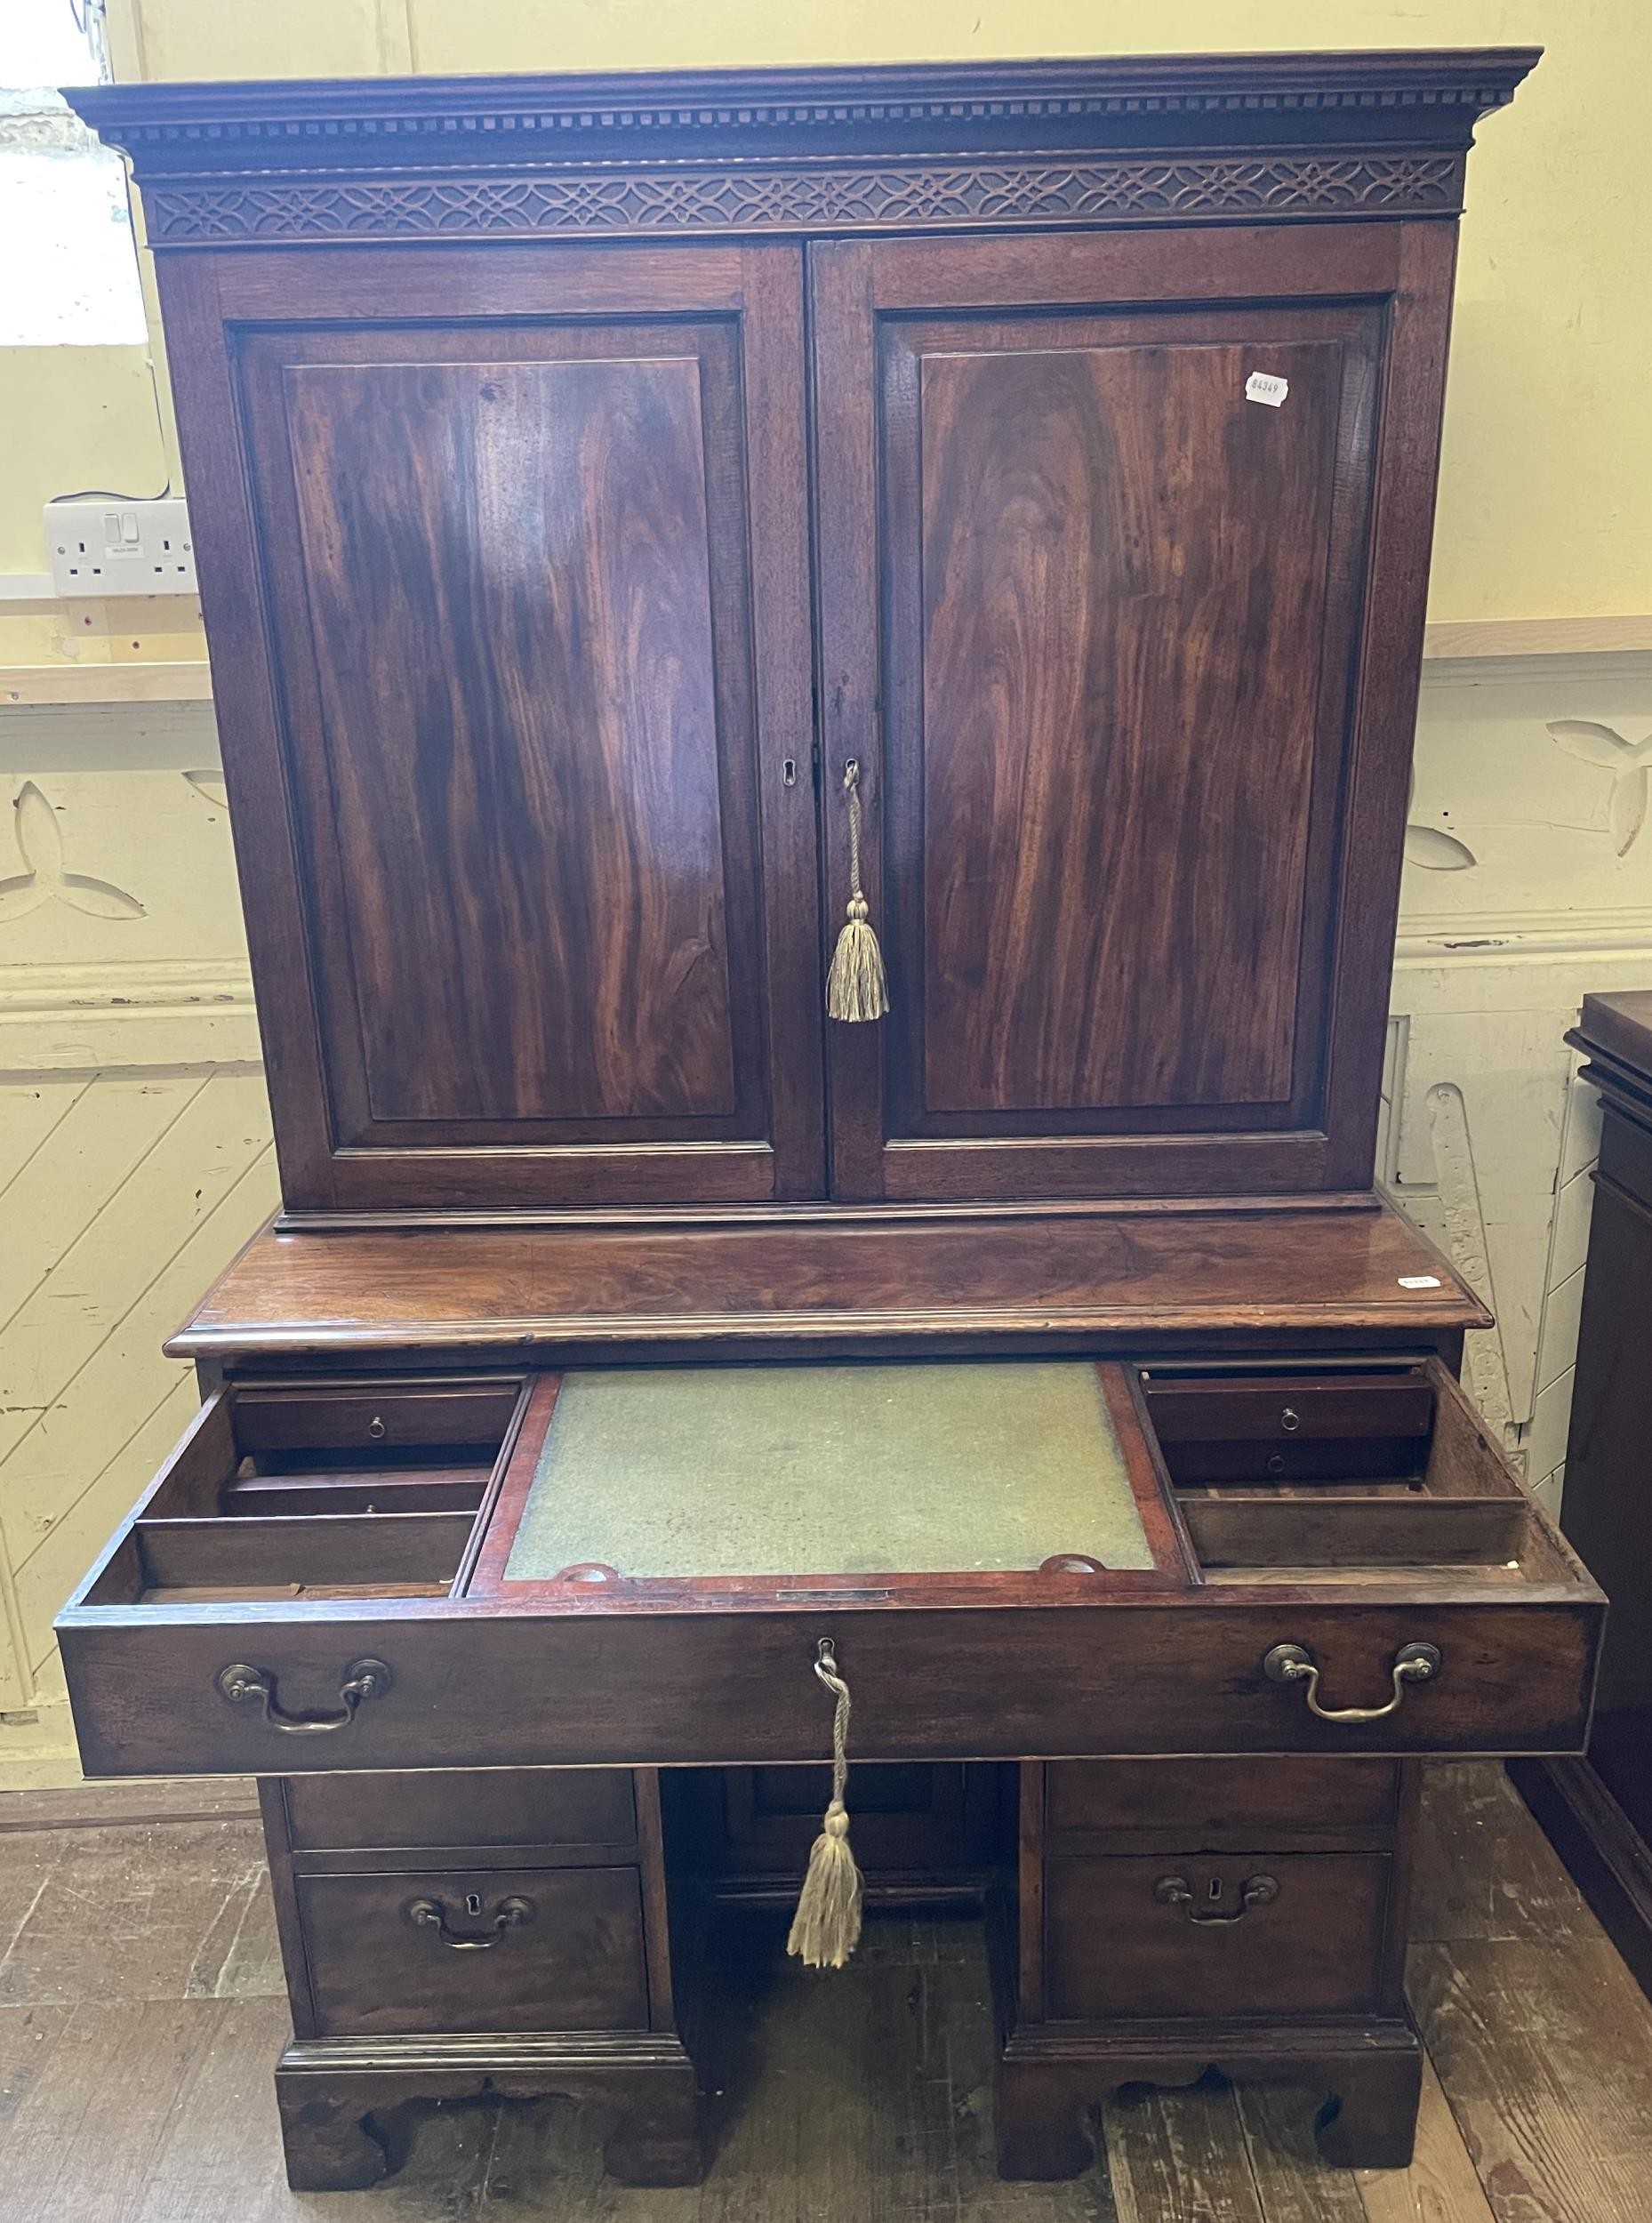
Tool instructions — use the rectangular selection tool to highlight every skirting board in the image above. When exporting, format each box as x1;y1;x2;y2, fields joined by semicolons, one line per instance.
1508;1757;1652;2002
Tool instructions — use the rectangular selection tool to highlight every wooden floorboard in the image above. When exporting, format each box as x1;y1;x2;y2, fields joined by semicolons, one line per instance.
1237;2082;1367;2222
1408;1932;1652;2223
1410;1762;1592;1946
0;1778;258;1834
1106;2075;1266;2223
0;1816;278;2007
0;1764;1644;2219
1356;2058;1496;2223
0;1997;226;2223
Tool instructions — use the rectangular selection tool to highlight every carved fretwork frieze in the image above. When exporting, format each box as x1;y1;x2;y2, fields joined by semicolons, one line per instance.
145;150;1466;246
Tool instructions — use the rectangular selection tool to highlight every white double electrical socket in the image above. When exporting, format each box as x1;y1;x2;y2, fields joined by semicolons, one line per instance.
45;496;197;597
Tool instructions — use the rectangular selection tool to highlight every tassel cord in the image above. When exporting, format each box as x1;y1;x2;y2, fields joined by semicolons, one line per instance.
821;1653;852;1815
826;762;890;1023
844;766;869;919
786;1641;864;1970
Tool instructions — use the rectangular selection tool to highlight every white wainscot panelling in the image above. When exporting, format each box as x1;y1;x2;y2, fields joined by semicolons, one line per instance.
1388;653;1652;1515
0;703;277;1785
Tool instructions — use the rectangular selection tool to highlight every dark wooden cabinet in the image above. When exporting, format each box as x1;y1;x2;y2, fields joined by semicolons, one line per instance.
1514;991;1652;1998
99;67;1497;1222
61;46;1557;2197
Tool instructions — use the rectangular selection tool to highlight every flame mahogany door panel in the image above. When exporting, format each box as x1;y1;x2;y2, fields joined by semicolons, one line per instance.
812;224;1454;1202
161;243;822;1215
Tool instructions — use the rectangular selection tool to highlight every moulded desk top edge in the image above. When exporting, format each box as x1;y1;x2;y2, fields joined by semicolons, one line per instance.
164;1200;1491;1359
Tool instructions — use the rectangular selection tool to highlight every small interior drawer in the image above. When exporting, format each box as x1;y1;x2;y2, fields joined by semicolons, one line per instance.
284;1769;638;1854
231;1383;522;1459
296;1865;650;2035
84;1376;529;1606
1142;1367;1434;1482
1044;1851;1391;2020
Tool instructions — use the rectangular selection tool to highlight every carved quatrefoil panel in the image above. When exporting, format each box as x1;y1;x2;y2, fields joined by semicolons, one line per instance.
1547;719;1652;856
0;782;146;925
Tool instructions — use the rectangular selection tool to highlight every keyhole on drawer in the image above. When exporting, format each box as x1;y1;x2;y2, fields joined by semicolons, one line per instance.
368;1415;386;1440
782;758;798;787
465;1892;482;1918
1208;1877;1223;1904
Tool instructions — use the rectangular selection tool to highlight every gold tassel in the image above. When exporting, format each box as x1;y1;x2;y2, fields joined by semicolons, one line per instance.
787;1639;863;1970
826;762;889;1023
827;900;889;1024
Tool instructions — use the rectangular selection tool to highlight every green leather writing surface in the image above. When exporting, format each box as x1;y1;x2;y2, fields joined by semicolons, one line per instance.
504;1361;1153;1580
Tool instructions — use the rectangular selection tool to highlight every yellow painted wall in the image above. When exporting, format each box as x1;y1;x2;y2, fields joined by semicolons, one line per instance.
12;0;1651;624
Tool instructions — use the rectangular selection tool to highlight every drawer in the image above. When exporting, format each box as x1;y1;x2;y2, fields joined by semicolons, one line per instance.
59;1360;1603;1777
1143;1372;1434;1441
233;1383;524;1460
284;1768;636;1854
1044;1852;1391;2020
1142;1368;1433;1483
297;1866;649;2035
1047;1759;1398;1839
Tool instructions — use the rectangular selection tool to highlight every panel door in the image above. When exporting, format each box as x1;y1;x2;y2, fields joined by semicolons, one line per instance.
812;224;1455;1201
162;243;822;1215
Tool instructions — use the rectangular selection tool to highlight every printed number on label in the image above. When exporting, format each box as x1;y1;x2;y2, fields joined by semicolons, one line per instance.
1245;372;1289;408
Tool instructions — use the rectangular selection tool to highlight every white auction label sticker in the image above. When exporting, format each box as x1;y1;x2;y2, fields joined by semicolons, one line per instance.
1245;371;1289;407
1397;1275;1443;1288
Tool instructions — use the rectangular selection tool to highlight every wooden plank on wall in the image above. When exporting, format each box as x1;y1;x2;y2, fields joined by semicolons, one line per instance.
0;1077;207;1401
0;1078;87;1196
0;1072;267;1479
1423;615;1652;659
16;1146;278;1671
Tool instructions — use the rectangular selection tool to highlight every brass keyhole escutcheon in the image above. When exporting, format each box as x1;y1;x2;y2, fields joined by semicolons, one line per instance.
1154;1872;1279;1925
407;1893;535;1950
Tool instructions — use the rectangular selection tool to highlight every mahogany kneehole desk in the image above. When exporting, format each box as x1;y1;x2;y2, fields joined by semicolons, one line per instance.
53;46;1579;2195
57;1212;1601;2187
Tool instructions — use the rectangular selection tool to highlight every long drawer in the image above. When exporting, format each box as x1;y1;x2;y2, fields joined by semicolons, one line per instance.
57;1359;1604;1777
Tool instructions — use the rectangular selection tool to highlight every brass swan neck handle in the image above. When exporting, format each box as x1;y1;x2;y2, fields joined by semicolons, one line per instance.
1263;1641;1440;1724
215;1657;393;1735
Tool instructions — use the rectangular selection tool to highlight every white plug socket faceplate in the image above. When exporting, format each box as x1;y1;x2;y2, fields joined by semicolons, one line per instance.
46;496;197;597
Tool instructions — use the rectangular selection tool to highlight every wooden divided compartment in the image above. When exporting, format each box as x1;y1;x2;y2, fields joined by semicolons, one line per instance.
1137;1358;1563;1583
82;1376;530;1606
